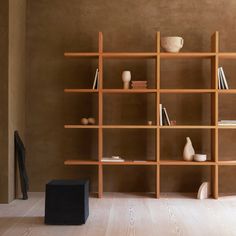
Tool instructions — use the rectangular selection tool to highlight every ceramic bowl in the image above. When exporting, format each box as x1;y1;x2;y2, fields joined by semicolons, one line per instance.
161;36;184;53
193;154;207;162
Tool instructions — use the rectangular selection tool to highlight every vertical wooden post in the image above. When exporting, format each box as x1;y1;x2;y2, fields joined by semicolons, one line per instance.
156;32;161;198
211;31;219;199
98;32;103;198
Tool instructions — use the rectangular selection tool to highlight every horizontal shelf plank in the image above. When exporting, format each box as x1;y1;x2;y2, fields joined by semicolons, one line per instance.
64;160;98;165
101;161;157;165
218;161;236;166
102;125;157;129
64;89;98;93
64;89;217;94
64;52;99;57
160;160;215;166
218;89;236;94
103;89;157;93
102;52;157;58
64;125;99;129
160;125;215;129
159;89;215;93
64;125;216;129
219;53;236;59
218;125;236;129
160;52;216;59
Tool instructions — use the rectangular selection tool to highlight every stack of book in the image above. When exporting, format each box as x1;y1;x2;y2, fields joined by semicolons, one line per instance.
218;120;236;126
218;67;229;89
101;156;124;162
159;104;171;126
131;81;147;89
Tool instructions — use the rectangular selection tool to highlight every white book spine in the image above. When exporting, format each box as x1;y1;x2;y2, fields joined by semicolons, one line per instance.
219;67;229;89
159;104;163;126
217;68;221;89
92;68;98;89
163;107;171;126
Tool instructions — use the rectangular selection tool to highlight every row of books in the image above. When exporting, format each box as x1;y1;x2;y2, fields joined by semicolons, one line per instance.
159;104;171;126
218;67;229;89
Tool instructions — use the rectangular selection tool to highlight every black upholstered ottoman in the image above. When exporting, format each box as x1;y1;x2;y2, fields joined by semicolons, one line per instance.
45;179;89;225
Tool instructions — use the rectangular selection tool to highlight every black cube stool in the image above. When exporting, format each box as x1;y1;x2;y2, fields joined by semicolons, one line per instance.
45;179;89;225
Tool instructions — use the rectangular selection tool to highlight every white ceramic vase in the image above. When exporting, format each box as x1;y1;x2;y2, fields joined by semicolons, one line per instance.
122;71;131;89
183;137;195;161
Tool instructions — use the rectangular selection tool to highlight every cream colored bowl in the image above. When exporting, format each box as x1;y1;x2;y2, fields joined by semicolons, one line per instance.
161;36;184;53
193;154;207;162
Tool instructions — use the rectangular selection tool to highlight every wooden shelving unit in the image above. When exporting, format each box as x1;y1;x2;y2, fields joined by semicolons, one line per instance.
64;31;236;199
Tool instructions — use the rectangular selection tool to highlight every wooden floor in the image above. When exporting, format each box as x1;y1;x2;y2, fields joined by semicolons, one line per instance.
0;192;236;236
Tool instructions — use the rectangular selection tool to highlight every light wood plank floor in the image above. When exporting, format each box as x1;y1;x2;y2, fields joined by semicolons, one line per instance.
0;192;236;236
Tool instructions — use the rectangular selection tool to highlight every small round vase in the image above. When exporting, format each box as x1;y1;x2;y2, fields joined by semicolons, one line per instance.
122;71;131;89
183;137;195;161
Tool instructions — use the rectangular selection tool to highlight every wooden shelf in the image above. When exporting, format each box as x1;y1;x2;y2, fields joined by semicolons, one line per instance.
64;125;99;129
160;52;215;59
102;52;157;58
64;52;99;57
218;89;236;94
102;125;157;129
159;125;215;129
101;161;157;165
64;160;99;165
159;89;215;93
63;31;234;199
219;53;236;59
218;161;236;166
64;89;98;93
160;160;215;166
102;89;157;93
218;125;236;129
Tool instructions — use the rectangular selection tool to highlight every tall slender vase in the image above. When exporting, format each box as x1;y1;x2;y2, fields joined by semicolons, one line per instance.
183;137;195;161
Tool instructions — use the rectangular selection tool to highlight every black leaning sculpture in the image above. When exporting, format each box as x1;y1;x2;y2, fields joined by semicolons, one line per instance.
14;131;29;200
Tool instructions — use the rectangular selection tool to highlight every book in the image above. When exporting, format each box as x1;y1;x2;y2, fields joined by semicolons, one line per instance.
218;120;236;125
218;67;229;89
101;157;124;162
219;67;229;89
159;104;163;126
163;107;171;126
92;68;99;89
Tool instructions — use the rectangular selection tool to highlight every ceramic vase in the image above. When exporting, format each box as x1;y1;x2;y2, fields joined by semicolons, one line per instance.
183;137;195;161
122;71;131;89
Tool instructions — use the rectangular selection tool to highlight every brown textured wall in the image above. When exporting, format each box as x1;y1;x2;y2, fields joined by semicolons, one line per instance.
0;0;26;203
8;0;26;201
26;0;236;193
0;0;9;203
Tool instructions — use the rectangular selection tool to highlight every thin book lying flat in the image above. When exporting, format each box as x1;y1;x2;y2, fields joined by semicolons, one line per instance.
102;157;125;162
